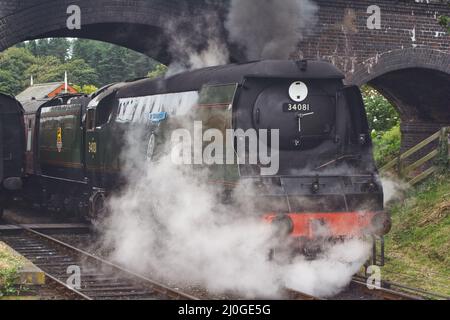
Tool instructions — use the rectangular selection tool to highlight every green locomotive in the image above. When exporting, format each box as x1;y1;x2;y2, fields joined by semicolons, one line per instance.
21;60;390;258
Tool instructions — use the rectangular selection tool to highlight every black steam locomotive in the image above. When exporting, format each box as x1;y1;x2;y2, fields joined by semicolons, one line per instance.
3;60;390;258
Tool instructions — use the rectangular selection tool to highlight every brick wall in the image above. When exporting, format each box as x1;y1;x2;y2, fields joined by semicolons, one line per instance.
295;0;450;77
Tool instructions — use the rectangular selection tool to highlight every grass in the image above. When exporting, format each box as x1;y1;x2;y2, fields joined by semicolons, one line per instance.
0;242;26;296
382;171;450;297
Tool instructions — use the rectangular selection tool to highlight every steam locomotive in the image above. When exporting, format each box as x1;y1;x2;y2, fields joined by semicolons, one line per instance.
1;60;390;258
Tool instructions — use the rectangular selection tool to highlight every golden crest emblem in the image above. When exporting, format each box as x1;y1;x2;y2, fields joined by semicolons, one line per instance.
88;140;97;154
56;127;63;152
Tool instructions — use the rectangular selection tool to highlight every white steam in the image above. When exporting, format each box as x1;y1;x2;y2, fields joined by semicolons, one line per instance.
165;10;230;74
283;239;371;297
226;0;319;60
381;176;408;205
101;128;280;297
98;123;372;298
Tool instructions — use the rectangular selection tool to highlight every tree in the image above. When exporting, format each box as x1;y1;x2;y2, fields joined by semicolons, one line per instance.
72;39;157;86
0;69;20;94
72;84;98;95
1;38;160;95
21;39;71;61
26;57;99;86
148;64;168;79
45;38;71;61
62;59;99;86
0;46;99;95
0;47;36;94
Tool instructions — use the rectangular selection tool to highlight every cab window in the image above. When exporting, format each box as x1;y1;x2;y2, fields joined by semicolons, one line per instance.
86;109;96;131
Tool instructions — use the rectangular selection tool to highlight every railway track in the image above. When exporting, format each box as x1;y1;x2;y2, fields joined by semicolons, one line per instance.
352;275;449;300
0;224;197;300
286;280;422;301
286;275;448;300
1;223;445;301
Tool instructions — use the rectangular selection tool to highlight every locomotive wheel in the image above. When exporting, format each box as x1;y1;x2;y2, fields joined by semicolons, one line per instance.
88;191;107;222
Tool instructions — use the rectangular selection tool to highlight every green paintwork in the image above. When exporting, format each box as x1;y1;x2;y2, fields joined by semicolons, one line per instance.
37;84;240;189
38;104;84;173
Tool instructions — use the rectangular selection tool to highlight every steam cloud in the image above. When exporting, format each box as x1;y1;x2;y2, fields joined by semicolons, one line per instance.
163;0;319;71
381;176;408;205
226;0;319;60
97;122;372;299
164;8;229;74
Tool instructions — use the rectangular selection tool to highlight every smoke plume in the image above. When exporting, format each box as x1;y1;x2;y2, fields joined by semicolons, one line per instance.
381;176;408;206
164;8;229;73
225;0;319;60
283;239;371;297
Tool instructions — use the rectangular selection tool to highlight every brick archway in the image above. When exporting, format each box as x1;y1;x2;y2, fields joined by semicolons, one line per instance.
0;0;221;64
348;48;450;154
349;48;450;86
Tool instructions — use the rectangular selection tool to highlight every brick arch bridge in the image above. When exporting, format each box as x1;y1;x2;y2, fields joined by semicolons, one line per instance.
0;0;449;151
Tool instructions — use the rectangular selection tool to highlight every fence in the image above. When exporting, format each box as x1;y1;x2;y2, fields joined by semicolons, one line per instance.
380;127;450;186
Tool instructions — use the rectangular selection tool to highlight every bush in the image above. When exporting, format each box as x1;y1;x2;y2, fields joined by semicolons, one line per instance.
148;64;168;79
362;85;400;136
372;125;401;168
72;84;98;95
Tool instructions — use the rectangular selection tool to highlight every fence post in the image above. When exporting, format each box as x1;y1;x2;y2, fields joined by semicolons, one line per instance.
397;154;403;178
441;127;450;168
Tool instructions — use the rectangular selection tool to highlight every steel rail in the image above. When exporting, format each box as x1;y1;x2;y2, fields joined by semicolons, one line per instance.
0;223;198;300
350;278;422;300
352;275;449;300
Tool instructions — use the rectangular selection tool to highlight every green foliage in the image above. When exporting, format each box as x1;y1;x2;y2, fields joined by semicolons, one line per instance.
72;39;158;85
383;172;450;296
0;47;36;94
362;85;400;135
372;125;401;167
0;38;159;95
438;15;450;32
148;64;168;79
0;268;19;296
18;38;71;61
72;84;98;95
0;244;24;297
0;46;98;95
26;56;98;86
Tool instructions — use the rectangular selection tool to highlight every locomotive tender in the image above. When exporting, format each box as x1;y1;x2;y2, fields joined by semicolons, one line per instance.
16;60;390;255
0;93;25;217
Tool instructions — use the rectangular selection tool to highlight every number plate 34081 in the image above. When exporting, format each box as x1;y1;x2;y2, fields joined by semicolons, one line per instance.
283;103;311;112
